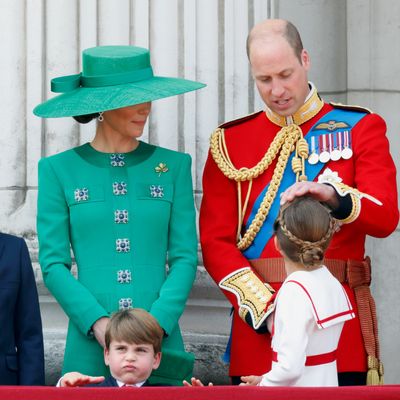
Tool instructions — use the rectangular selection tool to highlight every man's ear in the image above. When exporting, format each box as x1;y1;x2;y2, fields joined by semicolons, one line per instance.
301;49;311;71
153;352;162;370
104;347;110;366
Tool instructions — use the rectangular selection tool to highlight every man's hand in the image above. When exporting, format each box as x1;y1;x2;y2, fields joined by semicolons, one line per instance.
60;372;105;387
92;317;110;348
280;181;338;209
240;375;262;386
183;377;213;387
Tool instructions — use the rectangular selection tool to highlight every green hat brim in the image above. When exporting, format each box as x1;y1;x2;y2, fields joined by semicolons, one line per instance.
33;76;205;118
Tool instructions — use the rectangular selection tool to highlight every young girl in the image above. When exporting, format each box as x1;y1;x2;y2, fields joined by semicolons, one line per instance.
241;196;355;386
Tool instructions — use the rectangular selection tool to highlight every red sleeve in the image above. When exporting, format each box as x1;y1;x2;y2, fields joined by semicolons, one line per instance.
200;151;251;304
351;113;399;237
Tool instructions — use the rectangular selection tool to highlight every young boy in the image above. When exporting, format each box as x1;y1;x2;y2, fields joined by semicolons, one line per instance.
59;308;163;387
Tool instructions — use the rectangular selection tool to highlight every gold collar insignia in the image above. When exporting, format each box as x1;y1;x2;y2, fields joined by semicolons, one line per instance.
265;83;324;127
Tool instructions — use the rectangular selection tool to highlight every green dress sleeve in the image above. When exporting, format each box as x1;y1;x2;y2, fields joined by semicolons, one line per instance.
149;153;197;334
37;157;108;335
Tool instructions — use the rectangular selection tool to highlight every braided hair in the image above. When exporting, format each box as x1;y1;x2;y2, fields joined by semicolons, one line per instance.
274;196;337;268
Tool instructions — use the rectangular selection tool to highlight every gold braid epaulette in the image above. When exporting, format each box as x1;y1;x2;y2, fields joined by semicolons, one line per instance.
210;125;293;181
210;124;308;251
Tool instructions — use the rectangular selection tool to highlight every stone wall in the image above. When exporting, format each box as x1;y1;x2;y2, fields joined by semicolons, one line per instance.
0;0;399;384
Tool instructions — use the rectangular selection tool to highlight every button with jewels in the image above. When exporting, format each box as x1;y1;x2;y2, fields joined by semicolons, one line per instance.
117;269;132;284
150;185;164;198
116;238;130;252
74;188;89;202
114;209;129;224
113;181;127;196
110;154;125;167
119;298;133;310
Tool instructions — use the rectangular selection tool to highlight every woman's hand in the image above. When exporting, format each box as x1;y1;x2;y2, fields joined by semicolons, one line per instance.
92;317;110;348
240;375;262;386
60;372;105;387
183;377;213;387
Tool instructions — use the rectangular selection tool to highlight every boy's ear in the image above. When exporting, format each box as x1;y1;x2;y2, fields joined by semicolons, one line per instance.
104;347;110;366
152;352;162;370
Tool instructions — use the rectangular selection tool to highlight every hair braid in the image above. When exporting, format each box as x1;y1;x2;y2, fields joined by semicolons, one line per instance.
276;198;338;268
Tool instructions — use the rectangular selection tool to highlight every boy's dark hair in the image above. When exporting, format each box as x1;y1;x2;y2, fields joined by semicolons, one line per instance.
105;308;163;353
274;196;336;268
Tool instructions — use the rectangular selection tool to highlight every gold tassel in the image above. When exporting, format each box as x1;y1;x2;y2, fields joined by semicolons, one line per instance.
367;368;380;385
379;361;384;385
366;356;381;385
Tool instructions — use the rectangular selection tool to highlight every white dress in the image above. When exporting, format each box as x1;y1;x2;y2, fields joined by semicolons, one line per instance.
259;266;355;387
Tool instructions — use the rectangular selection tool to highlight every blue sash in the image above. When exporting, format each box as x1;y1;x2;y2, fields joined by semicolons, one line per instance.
242;108;366;259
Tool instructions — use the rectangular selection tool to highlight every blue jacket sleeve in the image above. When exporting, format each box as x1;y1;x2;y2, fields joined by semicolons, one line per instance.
16;238;45;385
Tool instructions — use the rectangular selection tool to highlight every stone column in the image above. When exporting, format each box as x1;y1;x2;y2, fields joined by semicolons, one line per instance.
347;0;400;384
0;0;399;384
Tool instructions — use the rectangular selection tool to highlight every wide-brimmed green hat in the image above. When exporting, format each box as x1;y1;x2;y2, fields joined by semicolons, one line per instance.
33;45;206;118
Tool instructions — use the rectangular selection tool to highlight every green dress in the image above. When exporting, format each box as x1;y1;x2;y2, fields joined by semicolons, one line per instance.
37;142;197;382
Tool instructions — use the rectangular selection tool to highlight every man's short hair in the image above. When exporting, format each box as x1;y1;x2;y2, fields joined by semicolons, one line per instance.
247;20;304;62
105;308;163;353
283;21;304;62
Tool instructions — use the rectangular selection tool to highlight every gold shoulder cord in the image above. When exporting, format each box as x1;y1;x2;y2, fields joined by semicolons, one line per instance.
210;124;309;251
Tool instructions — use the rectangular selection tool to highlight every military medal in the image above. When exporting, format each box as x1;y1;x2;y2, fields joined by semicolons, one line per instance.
337;130;344;159
341;130;353;159
318;134;330;163
308;136;319;165
330;133;341;161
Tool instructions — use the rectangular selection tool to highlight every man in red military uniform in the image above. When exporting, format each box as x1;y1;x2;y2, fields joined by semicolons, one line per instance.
199;19;399;386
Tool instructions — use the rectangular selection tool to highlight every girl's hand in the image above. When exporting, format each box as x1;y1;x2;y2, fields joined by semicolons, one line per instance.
240;375;262;386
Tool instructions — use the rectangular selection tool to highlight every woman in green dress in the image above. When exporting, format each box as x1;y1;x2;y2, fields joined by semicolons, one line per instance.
34;46;205;385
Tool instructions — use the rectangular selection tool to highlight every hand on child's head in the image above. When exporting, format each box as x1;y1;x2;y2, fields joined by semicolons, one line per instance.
60;372;105;387
280;181;338;207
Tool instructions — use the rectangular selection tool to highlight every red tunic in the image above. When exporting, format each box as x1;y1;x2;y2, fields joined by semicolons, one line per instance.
199;102;399;376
